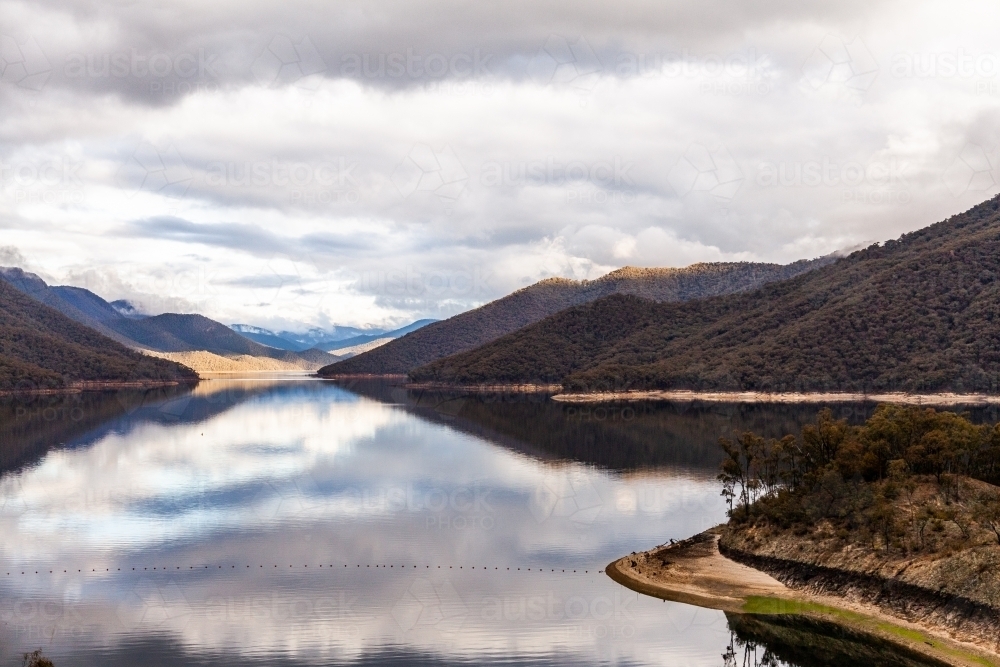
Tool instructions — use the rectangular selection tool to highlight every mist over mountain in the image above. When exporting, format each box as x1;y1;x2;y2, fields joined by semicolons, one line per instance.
110;300;147;319
230;320;437;353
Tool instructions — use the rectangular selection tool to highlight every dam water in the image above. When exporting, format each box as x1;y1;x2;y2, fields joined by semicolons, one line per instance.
1;377;978;666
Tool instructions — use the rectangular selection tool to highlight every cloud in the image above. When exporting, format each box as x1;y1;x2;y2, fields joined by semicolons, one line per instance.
5;0;898;104
5;0;1000;327
125;216;296;256
0;245;28;267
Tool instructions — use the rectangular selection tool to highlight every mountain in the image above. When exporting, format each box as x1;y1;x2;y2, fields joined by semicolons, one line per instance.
110;300;147;319
410;196;1000;394
229;324;309;351
278;326;386;348
316;319;438;352
0;278;196;391
0;268;138;346
0;269;339;368
319;259;835;377
230;319;438;353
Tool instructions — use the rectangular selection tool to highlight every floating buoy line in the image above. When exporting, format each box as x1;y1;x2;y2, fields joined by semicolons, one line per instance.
4;564;600;575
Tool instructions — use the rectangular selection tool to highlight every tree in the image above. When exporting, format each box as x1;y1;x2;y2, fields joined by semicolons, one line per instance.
972;489;1000;545
801;409;849;470
22;651;54;667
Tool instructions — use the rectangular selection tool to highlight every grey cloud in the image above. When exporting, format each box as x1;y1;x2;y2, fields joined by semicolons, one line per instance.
8;0;897;105
0;245;28;267
124;216;380;264
125;216;293;256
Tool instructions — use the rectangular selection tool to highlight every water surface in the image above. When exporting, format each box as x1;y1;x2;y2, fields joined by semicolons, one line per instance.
0;379;978;666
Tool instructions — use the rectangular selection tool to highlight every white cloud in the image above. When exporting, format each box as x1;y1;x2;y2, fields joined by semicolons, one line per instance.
2;0;1000;327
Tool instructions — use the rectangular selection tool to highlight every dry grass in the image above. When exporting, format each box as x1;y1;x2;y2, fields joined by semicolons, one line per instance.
143;350;333;373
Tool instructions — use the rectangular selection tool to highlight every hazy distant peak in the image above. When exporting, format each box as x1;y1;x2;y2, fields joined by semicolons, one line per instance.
0;266;49;295
230;323;277;335
110;299;147;319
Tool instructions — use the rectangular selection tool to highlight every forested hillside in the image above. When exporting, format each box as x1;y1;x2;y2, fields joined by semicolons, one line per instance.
0;269;338;367
320;258;834;376
0;279;197;391
412;196;1000;394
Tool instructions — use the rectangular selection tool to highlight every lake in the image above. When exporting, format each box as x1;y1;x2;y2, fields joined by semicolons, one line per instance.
1;378;985;666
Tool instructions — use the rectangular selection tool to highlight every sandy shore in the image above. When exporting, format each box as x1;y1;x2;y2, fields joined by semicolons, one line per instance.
606;528;999;667
555;389;1000;406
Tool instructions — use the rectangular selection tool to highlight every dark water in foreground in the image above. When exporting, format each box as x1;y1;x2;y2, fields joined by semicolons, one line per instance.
1;378;987;666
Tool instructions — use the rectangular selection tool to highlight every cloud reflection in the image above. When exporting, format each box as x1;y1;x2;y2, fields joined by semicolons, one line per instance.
0;379;729;665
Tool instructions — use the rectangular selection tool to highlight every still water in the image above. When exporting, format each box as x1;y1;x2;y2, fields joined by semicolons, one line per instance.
0;378;980;666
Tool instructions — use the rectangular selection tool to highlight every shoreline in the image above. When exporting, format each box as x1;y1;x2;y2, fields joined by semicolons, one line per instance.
404;382;562;393
606;528;1000;667
0;379;197;397
555;389;1000;406
320;373;408;380
342;380;1000;406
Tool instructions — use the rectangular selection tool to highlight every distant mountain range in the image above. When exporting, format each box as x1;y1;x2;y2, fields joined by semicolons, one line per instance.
0;268;339;369
410;196;1000;394
318;258;835;377
0;278;195;391
230;319;437;352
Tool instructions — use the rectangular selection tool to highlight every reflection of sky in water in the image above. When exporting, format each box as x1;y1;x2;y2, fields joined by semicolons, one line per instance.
0;379;734;666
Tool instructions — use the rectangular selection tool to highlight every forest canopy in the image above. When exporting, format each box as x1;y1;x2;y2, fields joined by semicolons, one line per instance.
719;405;1000;554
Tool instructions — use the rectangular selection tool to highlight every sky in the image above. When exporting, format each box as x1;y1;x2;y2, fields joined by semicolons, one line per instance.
2;0;1000;331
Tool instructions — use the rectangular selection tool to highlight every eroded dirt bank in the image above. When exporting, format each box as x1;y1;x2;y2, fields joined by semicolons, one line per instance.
607;528;1000;667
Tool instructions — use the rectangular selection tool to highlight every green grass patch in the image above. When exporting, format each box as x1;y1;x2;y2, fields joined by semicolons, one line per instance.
742;596;1000;667
742;595;865;623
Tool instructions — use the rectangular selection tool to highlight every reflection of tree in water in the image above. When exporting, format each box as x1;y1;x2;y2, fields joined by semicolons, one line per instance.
722;613;950;667
722;632;784;667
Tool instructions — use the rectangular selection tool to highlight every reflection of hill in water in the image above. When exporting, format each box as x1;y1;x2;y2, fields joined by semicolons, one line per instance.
724;613;950;667
339;380;994;473
0;379;299;476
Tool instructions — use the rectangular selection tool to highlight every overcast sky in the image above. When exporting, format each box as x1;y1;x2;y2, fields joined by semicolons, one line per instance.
2;0;999;330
